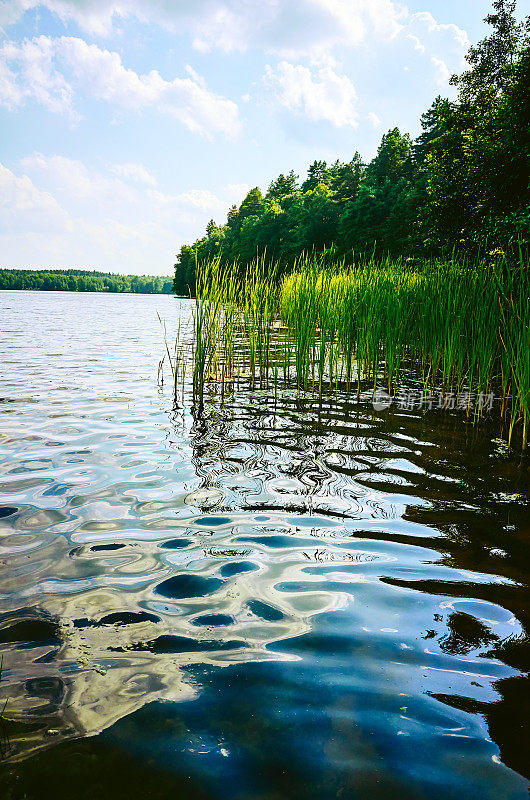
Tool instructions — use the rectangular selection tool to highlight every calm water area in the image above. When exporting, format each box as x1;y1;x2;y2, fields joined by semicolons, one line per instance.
0;290;528;799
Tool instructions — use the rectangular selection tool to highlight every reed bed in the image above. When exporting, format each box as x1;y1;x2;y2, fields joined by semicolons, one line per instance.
180;252;529;450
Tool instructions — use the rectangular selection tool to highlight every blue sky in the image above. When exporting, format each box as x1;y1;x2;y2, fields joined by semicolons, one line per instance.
1;0;528;275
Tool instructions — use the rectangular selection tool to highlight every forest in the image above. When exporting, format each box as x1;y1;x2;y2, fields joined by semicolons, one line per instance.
173;0;530;296
0;269;173;294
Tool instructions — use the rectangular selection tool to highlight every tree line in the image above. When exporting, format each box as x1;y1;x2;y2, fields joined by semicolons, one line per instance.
0;269;174;294
174;0;530;296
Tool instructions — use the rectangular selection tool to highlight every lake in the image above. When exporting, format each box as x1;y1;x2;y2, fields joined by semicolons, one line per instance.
0;289;528;799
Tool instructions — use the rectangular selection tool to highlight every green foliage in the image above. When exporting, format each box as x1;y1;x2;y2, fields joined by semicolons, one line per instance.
423;1;530;250
185;252;530;450
0;269;173;294
174;1;529;292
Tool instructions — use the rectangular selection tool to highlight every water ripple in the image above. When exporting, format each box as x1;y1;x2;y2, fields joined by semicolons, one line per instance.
0;291;528;799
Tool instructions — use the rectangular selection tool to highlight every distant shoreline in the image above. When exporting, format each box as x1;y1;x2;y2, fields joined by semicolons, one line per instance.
0;269;174;294
0;288;179;295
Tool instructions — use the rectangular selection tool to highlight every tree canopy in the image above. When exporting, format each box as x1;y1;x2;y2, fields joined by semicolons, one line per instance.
174;0;529;295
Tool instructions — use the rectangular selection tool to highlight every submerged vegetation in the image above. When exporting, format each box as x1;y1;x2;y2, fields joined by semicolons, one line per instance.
176;252;529;452
0;269;173;294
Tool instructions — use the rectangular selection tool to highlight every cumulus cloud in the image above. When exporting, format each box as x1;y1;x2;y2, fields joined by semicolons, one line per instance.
0;162;71;233
0;3;472;106
19;152;143;206
406;11;470;74
264;61;358;128
18;152;242;216
0;0;405;57
0;35;241;138
192;0;404;58
0;36;77;115
1;155;248;271
431;56;451;86
411;12;470;51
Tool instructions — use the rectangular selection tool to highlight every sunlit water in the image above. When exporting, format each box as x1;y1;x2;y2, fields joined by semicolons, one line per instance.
0;290;529;800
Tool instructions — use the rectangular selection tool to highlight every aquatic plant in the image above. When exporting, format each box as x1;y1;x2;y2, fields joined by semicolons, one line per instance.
180;251;529;450
0;656;10;759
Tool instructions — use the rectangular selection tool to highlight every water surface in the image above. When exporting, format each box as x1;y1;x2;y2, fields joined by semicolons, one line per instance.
0;290;529;799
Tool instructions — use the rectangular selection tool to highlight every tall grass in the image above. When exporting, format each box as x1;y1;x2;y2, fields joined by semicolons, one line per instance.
0;656;9;759
183;251;529;450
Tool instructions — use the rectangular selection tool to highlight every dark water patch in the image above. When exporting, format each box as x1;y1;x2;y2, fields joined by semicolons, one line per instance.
0;506;18;518
266;629;362;657
99;611;160;627
430;674;530;783
236;534;322;549
195;516;232;527
42;483;70;497
25;677;65;705
247;600;285;622
34;649;58;664
90;543;126;552
0;617;60;647
219;561;258;578
159;538;190;549
438;611;499;655
73;611;160;628
192;614;234;627
155;574;225;599
114;635;245;654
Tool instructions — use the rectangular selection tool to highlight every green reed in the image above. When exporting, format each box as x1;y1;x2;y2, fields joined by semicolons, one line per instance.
183;251;529;450
0;656;9;759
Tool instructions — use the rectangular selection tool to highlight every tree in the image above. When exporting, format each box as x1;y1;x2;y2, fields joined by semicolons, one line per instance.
366;128;414;190
423;0;529;250
302;160;330;192
452;0;524;103
266;170;299;200
329;154;364;203
172;0;529;284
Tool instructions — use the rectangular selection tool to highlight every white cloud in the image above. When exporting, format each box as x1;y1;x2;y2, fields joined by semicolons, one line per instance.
406;11;470;74
148;188;224;211
264;61;358;128
0;35;241;138
0;162;71;233
367;112;382;128
0;36;77;116
0;156;250;272
387;11;470;90
19;152;139;205
411;12;470;51
405;34;425;54
177;189;224;210
193;0;405;59
431;56;451;86
0;1;405;58
111;162;157;187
